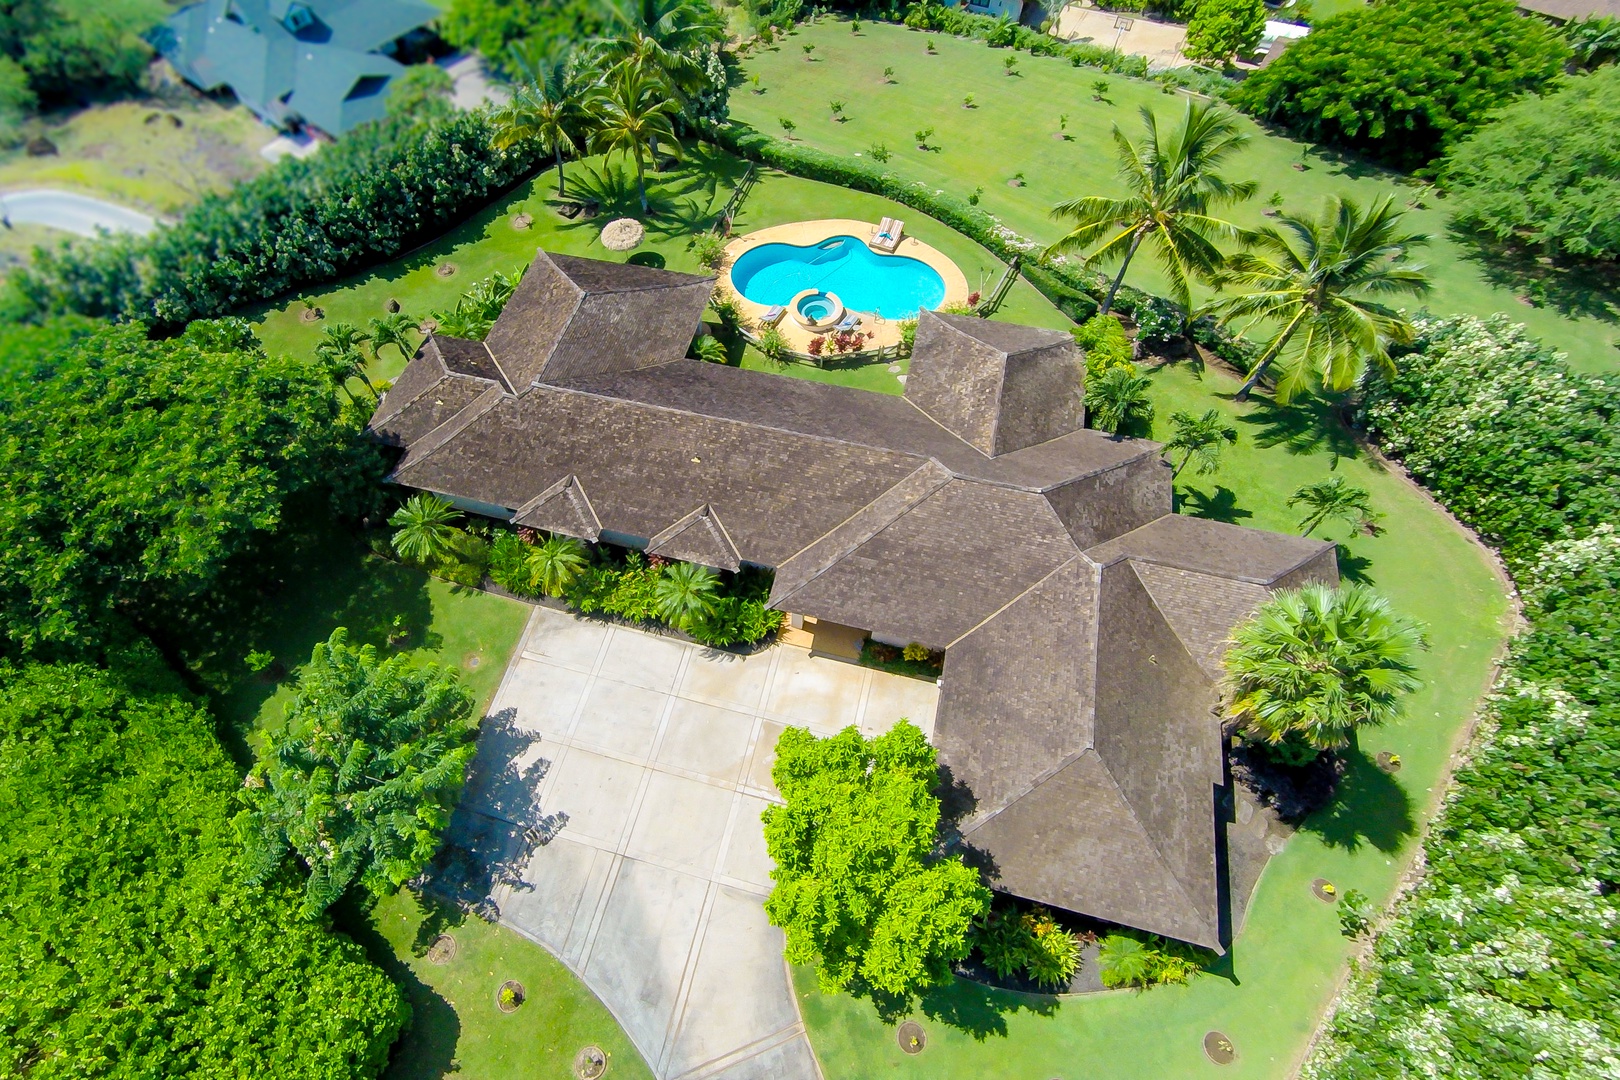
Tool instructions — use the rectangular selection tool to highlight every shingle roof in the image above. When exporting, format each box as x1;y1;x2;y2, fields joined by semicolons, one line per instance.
369;249;1340;948
1518;0;1620;20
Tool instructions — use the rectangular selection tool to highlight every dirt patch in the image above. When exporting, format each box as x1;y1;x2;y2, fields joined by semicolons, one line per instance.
573;1045;608;1079
425;933;457;965
1204;1031;1237;1065
897;1020;925;1054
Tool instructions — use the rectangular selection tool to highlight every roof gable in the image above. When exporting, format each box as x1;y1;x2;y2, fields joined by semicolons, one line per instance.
647;505;742;571
512;475;602;541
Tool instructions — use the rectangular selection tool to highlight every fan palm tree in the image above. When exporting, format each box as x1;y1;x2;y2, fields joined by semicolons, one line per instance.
1086;365;1155;435
653;560;719;629
388;494;462;566
526;535;590;597
1098;935;1154;990
492;46;595;198
314;322;376;402
1204;195;1432;402
1163;408;1238;479
368;313;421;365
589;68;682;216
1047;99;1256;315
1289;476;1377;537
1223;583;1427;753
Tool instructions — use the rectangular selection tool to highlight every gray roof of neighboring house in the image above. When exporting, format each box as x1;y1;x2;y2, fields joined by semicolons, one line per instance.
1518;0;1620;20
155;0;436;135
369;249;1339;949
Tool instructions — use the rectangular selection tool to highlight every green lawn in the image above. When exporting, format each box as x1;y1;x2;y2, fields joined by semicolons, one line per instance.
731;19;1619;373
243;144;1510;1078
354;890;653;1080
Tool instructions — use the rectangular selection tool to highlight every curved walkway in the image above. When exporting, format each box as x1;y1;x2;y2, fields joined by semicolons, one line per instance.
0;189;156;236
455;607;939;1080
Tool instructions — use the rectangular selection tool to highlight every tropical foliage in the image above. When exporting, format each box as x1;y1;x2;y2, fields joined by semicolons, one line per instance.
1442;65;1620;262
526;534;591;597
491;46;595;197
1086;364;1156;434
1071;312;1136;380
10;109;546;326
0;319;373;653
1182;0;1266;66
1048;99;1255;313
236;629;477;915
763;722;990;998
1163;408;1238;478
590;67;684;215
0;661;407;1077
1097;933;1205;989
1205;195;1431;401
1289;476;1377;537
1229;0;1568;170
388;494;464;567
1224;583;1427;756
972;905;1083;988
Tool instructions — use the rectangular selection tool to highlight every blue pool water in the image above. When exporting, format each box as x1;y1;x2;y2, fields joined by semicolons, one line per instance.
731;234;946;318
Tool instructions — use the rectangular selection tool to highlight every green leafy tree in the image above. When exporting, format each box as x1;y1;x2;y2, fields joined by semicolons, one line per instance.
315;321;377;402
0;320;367;652
1086;364;1156;435
0;0;154;103
653;559;720;628
1048;99;1255;314
236;629;477;914
763;723;990;997
0;662;407;1075
1223;583;1427;753
368;312;420;365
1182;0;1266;66
492;46;596;197
1163;408;1238;478
1442;65;1620;262
1205;195;1431;401
1564;14;1620;69
1289;475;1377;536
441;0;609;63
389;493;463;566
596;0;726;135
527;534;590;596
589;67;682;215
1229;0;1568;170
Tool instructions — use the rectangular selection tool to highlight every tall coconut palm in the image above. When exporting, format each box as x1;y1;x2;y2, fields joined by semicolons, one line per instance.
589;68;681;216
653;560;719;629
314;322;376;402
1223;583;1427;753
596;0;725;106
1047;99;1256;315
388;494;462;566
1204;195;1431;402
526;535;590;597
1086;365;1155;435
368;313;420;365
1163;408;1238;478
492;46;596;198
1289;476;1377;537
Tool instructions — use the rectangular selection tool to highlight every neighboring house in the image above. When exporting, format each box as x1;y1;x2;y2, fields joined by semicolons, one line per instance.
959;0;1026;20
153;0;438;138
1518;0;1620;21
368;251;1338;950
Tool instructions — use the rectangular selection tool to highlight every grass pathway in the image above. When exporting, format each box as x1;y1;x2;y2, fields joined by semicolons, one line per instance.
730;19;1618;373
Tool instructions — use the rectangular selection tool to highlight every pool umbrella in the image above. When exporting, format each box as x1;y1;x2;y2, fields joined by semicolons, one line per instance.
600;217;645;252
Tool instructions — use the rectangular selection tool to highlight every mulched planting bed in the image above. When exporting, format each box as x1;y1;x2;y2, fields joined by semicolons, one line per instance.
1204;1031;1237;1065
897;1020;926;1055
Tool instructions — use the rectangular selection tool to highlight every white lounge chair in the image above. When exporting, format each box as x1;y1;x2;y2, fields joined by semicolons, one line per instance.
759;305;786;327
871;218;904;253
835;312;861;332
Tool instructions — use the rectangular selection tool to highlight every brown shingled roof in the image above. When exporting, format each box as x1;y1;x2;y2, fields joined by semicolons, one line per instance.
368;249;1341;949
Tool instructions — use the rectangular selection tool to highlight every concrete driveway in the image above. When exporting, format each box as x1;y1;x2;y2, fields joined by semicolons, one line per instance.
455;607;938;1080
0;189;156;237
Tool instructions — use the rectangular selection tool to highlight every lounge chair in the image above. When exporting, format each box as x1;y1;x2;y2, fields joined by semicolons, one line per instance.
871;218;904;253
759;304;786;327
835;312;861;332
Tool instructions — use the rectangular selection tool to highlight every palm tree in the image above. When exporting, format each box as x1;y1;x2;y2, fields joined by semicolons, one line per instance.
369;314;420;365
1223;583;1427;753
589;68;682;216
596;0;725;137
1047;99;1256;315
1163;409;1238;479
1204;195;1431;402
1086;365;1155;435
1289;476;1377;537
492;46;595;198
314;322;376;402
526;535;590;597
388;494;462;566
653;560;719;629
1098;935;1154;990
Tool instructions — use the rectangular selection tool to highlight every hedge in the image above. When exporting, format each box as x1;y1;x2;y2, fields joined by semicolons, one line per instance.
7;109;543;328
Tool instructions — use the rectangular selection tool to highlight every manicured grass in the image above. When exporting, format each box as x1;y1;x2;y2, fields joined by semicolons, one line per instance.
355;890;653;1080
243;142;1510;1078
0;98;268;217
731;19;1619;372
789;353;1510;1079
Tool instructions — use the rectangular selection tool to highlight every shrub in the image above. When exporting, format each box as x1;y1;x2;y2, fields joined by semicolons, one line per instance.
12;111;544;326
902;642;930;662
1183;0;1266;66
691;232;729;270
868;141;890;162
1072;312;1134;379
897;317;917;355
1337;888;1373;937
756;323;790;363
1131;294;1183;345
1098;933;1207;989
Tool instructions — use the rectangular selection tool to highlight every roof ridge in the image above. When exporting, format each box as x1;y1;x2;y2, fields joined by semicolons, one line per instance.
391;384;505;480
646;503;742;571
941;534;1085;649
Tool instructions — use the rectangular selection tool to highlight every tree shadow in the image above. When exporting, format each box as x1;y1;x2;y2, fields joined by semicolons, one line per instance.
1334;542;1375;586
1232;393;1360;460
1177;484;1253;524
1446;223;1620;324
1296;744;1415;855
334;892;462;1080
850;975;1060;1041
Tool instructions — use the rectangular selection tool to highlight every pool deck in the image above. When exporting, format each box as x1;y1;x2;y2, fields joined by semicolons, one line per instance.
719;218;970;355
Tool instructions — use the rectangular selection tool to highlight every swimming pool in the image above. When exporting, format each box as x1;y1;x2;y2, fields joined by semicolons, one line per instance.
730;234;946;319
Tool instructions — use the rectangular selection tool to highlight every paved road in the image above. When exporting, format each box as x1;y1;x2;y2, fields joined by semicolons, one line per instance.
0;189;156;237
452;607;939;1080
